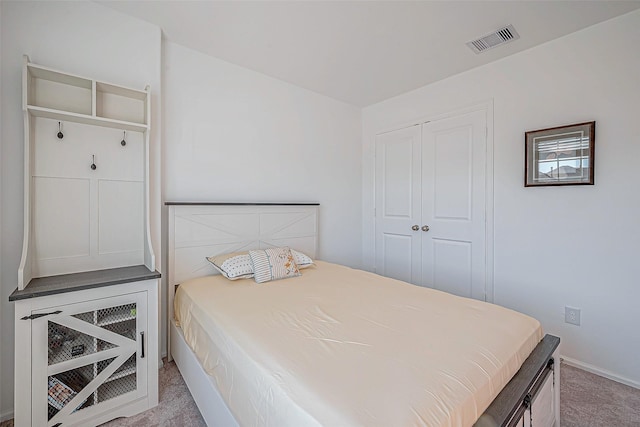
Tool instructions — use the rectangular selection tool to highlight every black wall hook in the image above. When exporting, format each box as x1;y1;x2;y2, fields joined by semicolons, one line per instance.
90;155;97;170
57;122;64;139
121;131;126;147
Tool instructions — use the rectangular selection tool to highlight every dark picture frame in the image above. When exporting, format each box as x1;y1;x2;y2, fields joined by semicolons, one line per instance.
525;121;595;187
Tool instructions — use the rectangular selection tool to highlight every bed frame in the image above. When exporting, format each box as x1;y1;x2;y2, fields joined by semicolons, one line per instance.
166;203;560;427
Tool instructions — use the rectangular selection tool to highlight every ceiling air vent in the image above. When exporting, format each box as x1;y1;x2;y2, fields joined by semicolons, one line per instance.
466;25;520;54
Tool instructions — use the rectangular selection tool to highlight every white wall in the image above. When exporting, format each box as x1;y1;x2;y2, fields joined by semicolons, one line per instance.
0;6;361;418
162;42;362;268
363;10;640;387
0;1;161;419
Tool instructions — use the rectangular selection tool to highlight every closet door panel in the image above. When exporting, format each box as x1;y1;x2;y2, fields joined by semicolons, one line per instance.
421;110;486;300
432;126;473;220
432;239;472;298
375;125;422;284
382;138;414;217
381;234;414;284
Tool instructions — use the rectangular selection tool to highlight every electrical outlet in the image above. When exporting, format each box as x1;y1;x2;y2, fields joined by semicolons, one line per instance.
565;306;581;326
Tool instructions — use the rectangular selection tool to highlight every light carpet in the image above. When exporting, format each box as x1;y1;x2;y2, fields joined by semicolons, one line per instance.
560;362;640;427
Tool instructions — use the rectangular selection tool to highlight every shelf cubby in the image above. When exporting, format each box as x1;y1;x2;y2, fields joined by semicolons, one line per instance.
26;63;92;115
96;82;147;125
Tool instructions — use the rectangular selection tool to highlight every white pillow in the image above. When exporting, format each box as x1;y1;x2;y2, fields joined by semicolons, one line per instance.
206;253;254;280
249;247;301;283
291;249;314;269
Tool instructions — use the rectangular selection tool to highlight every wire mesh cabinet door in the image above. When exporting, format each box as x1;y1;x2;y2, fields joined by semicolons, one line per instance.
31;291;148;427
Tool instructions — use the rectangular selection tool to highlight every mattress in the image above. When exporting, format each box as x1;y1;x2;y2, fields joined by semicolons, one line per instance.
174;261;542;427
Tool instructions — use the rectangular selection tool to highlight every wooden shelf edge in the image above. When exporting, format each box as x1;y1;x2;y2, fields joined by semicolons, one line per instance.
96;81;147;100
27;105;148;132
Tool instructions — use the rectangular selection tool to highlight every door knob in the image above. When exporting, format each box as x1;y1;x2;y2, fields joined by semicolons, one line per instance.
412;225;419;231
422;225;430;232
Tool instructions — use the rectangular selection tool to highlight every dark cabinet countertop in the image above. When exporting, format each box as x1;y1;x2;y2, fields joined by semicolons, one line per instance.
9;265;161;301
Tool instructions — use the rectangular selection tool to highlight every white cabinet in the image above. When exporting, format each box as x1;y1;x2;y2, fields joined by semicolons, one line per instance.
11;56;159;426
13;279;159;427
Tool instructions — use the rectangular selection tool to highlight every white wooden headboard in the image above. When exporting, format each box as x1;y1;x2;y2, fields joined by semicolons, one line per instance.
166;203;319;338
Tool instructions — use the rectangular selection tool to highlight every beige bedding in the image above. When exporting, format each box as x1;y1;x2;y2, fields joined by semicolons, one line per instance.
174;261;542;427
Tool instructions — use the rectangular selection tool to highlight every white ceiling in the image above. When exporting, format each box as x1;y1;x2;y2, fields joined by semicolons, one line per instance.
101;1;640;107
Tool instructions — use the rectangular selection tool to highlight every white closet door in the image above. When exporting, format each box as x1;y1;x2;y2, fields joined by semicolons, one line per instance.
421;110;486;299
375;125;422;284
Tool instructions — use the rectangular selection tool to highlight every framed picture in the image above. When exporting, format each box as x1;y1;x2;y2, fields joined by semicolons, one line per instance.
525;121;595;187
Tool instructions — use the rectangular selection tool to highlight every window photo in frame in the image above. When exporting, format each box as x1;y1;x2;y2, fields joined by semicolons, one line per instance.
525;121;595;187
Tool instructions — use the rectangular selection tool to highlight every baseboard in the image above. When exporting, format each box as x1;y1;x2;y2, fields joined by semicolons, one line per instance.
0;409;14;422
561;355;640;390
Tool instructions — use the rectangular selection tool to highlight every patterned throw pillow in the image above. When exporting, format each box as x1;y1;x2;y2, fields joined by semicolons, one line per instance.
249;247;301;283
206;253;254;280
291;249;314;269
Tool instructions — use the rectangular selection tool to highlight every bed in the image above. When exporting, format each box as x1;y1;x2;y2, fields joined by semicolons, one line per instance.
166;203;560;427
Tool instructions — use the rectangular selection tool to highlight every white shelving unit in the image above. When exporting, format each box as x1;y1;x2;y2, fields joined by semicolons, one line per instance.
23;60;148;131
11;55;159;426
18;55;155;289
